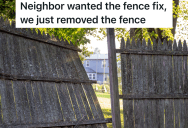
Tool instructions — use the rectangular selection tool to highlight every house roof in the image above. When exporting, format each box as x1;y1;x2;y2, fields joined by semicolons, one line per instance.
85;54;108;60
85;67;96;73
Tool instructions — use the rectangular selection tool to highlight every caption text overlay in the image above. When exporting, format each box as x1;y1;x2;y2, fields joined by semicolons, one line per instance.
16;0;172;28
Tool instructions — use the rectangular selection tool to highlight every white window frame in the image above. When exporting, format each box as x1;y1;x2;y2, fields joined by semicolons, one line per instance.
86;60;90;67
87;73;97;80
101;60;107;68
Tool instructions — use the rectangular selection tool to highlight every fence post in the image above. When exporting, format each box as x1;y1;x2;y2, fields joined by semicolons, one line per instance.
107;28;121;128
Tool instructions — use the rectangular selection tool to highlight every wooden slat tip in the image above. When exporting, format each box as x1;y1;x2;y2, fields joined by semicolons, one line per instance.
147;38;152;50
173;39;178;51
183;40;187;51
120;37;125;49
142;38;146;50
178;40;182;51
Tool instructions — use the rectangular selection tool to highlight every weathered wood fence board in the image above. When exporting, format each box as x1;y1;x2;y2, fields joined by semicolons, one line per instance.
118;37;188;128
0;18;110;128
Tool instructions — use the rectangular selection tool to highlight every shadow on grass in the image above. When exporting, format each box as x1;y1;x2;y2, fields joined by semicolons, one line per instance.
102;108;124;128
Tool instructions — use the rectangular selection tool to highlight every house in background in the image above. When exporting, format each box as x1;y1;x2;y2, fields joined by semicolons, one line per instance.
83;54;109;84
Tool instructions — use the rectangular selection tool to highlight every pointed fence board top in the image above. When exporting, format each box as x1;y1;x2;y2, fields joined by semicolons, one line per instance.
0;17;81;52
116;37;188;56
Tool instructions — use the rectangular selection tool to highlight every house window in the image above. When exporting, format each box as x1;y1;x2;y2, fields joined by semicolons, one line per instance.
87;73;97;80
93;74;95;79
89;74;92;79
102;60;106;68
86;60;89;67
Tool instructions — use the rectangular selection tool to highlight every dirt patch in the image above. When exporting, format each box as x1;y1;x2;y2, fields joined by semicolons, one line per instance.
98;97;123;109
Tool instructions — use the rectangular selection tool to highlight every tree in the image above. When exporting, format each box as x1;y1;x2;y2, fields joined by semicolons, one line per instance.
129;0;188;42
95;1;187;43
1;0;187;51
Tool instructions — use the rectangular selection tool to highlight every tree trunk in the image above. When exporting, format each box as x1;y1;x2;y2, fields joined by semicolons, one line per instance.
171;0;179;37
130;28;136;39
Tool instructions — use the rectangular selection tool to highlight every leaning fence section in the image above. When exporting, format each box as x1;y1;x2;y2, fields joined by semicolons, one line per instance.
117;38;188;128
0;17;111;128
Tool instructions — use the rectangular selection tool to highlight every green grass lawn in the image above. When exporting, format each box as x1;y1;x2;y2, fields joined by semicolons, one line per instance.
96;92;124;128
95;92;111;99
102;108;124;128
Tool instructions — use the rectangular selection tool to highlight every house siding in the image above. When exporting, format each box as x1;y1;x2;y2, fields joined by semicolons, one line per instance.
83;54;109;84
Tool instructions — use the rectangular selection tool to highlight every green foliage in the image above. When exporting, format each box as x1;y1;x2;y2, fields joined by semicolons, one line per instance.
1;0;187;59
38;28;96;46
103;84;110;92
0;0;15;19
102;108;124;128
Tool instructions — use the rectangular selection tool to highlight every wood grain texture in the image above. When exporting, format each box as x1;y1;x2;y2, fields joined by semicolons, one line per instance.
0;20;109;128
120;38;188;128
107;28;121;128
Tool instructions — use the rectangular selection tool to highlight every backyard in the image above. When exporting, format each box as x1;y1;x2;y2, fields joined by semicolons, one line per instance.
95;92;124;128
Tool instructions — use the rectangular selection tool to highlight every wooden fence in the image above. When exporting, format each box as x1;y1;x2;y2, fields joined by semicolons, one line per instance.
117;37;188;128
0;17;111;128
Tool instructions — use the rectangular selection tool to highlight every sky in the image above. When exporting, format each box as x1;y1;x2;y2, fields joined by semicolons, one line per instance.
85;34;120;54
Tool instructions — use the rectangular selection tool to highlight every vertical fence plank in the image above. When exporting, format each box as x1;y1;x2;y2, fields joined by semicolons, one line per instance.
0;80;9;125
121;38;134;128
72;84;91;128
25;82;38;124
107;28;121;128
51;83;64;122
143;39;149;128
0;31;4;74
13;36;23;76
156;39;164;128
0;80;3;125
2;33;11;75
165;40;174;128
177;40;184;128
56;83;74;122
145;39;153;128
19;81;32;124
183;41;188;128
19;36;30;76
1;80;17;125
42;82;55;123
121;38;128;128
134;38;144;128
173;40;180;128
31;81;46;123
151;39;158;128
142;39;148;128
